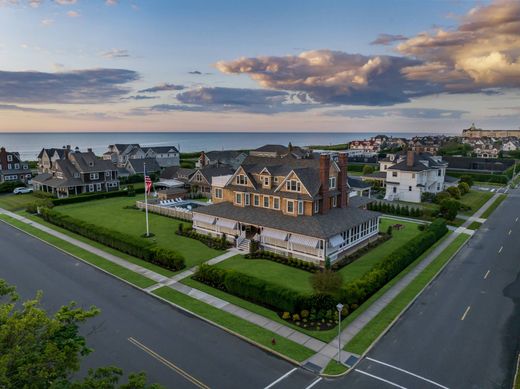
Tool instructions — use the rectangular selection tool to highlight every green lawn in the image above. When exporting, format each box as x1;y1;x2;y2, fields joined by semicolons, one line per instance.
481;194;507;219
0;214;156;289
338;218;422;283
56;196;221;268
345;233;469;355
216;255;314;293
0;193;42;211
459;190;494;216
323;360;349;375
467;221;482;230
152;286;314;362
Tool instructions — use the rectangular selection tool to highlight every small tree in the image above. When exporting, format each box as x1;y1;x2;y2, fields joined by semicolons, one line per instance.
178;223;184;233
311;270;343;296
439;198;461;220
458;182;470;195
362;165;375;175
446;186;461;199
434;191;451;204
459;175;474;187
386;225;393;236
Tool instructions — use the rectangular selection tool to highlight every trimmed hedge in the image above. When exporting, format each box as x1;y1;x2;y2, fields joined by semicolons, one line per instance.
367;201;424;217
447;170;508;184
338;219;448;309
245;250;320;273
176;228;230;250
39;208;185;271
51;187;145;206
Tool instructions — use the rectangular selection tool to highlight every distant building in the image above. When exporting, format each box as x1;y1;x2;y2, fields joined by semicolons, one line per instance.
124;158;161;175
249;144;311;159
103;144;179;169
37;146;71;173
33;149;119;197
196;150;247;169
502;140;520;152
0;147;31;184
462;123;520;139
348;139;380;154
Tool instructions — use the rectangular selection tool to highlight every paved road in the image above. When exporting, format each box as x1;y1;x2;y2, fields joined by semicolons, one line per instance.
0;222;321;389
318;187;520;388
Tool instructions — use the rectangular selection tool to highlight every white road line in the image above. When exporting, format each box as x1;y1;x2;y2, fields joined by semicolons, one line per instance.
263;368;297;389
509;230;512;235
484;270;490;279
304;377;323;389
516;217;519;222
461;306;471;321
355;369;408;388
366;357;449;389
499;246;503;253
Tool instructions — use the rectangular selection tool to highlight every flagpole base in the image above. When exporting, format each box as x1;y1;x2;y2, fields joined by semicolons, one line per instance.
141;232;155;238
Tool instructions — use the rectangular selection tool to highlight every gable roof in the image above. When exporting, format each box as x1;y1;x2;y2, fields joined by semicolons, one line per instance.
126;158;161;174
147;146;179;154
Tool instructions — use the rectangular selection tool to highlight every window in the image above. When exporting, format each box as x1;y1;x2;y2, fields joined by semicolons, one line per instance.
392;171;398;177
235;192;242;204
90;173;99;180
298;200;304;215
263;196;270;208
7;164;11;170
14;163;19;169
253;194;259;206
105;171;111;177
273;197;280;209
287;200;294;213
88;184;94;192
273;177;279;184
236;174;248;185
286;180;300;192
215;188;223;199
332;196;337;207
74;172;80;178
437;184;440;191
7;155;12;162
263;176;270;186
314;200;319;213
412;173;416;179
329;176;336;189
245;193;250;206
408;186;412;191
438;169;442;176
393;186;397;193
96;183;102;191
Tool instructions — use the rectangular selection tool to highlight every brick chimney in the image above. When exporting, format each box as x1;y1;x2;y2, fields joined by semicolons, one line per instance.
407;150;415;167
338;152;349;208
200;151;206;166
0;147;7;167
319;154;330;214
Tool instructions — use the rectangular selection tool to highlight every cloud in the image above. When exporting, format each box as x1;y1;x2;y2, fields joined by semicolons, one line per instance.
67;10;79;17
188;70;202;75
138;83;185;93
105;0;117;5
324;107;468;119
0;104;57;113
139;86;318;114
41;18;54;27
29;0;42;7
0;68;139;104
121;94;158;100
101;49;130;59
397;0;520;91
55;0;76;4
370;34;408;45
216;50;438;106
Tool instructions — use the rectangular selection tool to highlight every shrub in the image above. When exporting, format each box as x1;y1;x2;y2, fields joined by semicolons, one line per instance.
0;180;24;193
311;270;343;296
301;309;309;318
176;228;230;250
439;198;460;220
245;250;320;273
434;191;451;204
386;225;393;236
446;186;461;199
282;312;291;320
51;188;144;206
459;175;474;187
292;314;300;321
362;165;374;175
38;208;185;271
458;182;470;195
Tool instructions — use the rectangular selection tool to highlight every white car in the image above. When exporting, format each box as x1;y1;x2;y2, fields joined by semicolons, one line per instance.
13;187;33;194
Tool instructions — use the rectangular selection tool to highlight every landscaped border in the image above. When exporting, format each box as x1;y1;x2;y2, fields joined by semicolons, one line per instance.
481;194;507;219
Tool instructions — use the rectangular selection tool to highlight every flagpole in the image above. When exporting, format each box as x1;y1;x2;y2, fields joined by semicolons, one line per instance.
144;162;150;237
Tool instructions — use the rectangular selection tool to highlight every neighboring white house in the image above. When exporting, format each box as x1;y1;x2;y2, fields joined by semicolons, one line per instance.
502;140;520;152
383;151;447;203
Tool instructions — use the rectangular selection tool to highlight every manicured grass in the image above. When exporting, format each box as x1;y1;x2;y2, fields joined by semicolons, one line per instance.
0;214;156;288
56;196;221;268
183;230;453;344
19;211;176;277
467;221;482;230
337;218;422;283
0;193;42;211
345;233;469;355
152;286;314;362
474;181;506;187
216;255;313;293
323;360;349;375
446;218;466;227
459;190;494;216
480;194;507;219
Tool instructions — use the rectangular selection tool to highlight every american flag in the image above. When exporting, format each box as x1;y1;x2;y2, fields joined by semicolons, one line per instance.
145;175;153;194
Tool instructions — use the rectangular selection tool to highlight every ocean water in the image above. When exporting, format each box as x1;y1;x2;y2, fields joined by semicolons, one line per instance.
0;131;433;161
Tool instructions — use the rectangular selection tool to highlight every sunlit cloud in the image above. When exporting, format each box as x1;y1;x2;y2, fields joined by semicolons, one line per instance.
138;83;185;93
101;48;130;58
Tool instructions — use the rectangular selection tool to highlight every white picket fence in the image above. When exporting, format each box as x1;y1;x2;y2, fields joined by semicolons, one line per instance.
135;201;193;221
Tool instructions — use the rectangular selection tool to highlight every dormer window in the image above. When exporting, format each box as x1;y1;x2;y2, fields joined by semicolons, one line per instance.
286;180;300;192
236;174;248;185
89;162;94;167
7;155;12;162
263;176;270;187
329;176;336;189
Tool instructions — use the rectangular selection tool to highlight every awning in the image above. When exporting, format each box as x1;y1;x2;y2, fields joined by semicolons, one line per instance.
329;234;344;247
192;213;216;225
156;179;185;188
261;228;288;241
216;218;238;230
289;234;320;248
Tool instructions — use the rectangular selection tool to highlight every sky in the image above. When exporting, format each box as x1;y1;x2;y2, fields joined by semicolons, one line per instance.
0;0;519;133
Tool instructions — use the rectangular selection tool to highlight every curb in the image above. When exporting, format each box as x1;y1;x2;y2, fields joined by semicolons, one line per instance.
0;216;304;368
326;232;470;378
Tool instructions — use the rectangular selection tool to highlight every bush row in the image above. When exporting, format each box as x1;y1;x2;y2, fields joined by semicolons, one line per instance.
51;187;145;206
39;208;185;271
244;249;320;273
338;219;448;309
331;233;391;271
175;226;230;250
0;181;24;193
447;170;508;184
367;201;423;217
193;264;335;314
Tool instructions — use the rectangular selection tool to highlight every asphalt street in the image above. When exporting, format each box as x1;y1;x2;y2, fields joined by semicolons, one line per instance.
0;222;321;389
317;187;520;389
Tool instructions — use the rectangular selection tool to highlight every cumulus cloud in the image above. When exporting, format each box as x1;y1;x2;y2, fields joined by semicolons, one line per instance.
121;94;158;100
216;50;437;105
29;0;42;7
370;34;408;45
55;0;76;4
0;68;139;104
0;104;57;113
398;0;520;91
101;49;130;59
138;83;185;93
324;107;468;119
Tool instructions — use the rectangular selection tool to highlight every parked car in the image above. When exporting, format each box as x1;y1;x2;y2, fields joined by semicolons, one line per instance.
13;187;33;194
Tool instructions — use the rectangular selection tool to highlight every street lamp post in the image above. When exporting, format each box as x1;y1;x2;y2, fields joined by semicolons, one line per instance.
336;303;344;363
